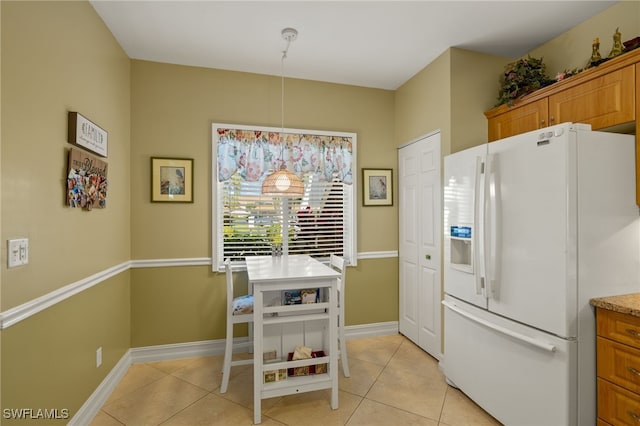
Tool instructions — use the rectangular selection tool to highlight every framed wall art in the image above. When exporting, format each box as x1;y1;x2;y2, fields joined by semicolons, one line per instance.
151;157;193;203
362;168;392;206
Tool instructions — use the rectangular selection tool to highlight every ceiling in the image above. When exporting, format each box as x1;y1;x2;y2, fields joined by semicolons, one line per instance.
90;1;618;90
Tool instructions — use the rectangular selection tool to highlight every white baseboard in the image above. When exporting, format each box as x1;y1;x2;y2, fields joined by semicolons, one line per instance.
69;349;132;426
130;337;252;363
74;321;398;423
129;322;399;363
343;321;399;339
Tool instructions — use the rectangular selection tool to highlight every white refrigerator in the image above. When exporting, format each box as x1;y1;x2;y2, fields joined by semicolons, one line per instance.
442;122;639;426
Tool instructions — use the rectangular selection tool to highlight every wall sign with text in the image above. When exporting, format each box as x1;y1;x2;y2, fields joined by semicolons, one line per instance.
68;111;108;157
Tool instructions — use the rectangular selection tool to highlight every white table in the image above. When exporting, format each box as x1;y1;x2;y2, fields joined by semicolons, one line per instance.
245;255;340;424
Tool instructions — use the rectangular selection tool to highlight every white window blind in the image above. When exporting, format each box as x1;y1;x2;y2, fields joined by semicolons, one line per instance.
212;124;356;271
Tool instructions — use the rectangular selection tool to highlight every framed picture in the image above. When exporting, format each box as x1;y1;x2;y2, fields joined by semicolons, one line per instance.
151;157;193;203
362;168;393;206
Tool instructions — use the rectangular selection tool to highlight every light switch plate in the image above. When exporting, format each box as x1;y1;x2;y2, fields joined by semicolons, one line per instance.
7;239;28;268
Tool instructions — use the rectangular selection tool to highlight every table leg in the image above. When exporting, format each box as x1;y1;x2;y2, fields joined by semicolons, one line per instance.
253;288;263;424
330;283;338;409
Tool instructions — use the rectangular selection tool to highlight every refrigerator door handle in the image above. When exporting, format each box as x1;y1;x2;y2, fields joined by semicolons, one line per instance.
483;154;502;300
474;156;483;296
482;154;492;299
442;300;557;353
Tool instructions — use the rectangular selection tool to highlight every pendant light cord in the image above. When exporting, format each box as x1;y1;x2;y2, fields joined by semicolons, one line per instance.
280;29;295;165
281;50;286;134
281;32;294;134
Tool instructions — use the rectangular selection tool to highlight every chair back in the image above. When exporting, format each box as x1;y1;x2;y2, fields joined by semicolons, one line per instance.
330;254;346;296
224;259;234;308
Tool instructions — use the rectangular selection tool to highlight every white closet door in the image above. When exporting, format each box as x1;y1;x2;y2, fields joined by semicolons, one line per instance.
399;132;442;359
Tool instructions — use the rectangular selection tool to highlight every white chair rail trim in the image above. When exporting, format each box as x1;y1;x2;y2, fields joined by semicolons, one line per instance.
0;252;398;329
357;251;398;260
0;261;131;330
132;257;212;268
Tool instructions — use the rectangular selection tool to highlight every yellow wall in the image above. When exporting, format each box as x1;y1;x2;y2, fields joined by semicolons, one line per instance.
129;59;398;347
395;47;508;154
450;48;508;153
130;60;396;259
529;1;640;77
130;258;398;347
1;1;131;422
395;49;452;150
1;1;131;309
1;0;637;421
2;273;130;423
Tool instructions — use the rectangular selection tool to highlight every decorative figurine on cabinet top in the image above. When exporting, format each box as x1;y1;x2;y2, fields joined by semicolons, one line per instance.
608;27;624;58
589;37;603;67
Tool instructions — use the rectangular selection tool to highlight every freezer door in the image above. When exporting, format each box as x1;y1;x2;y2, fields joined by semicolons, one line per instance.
485;126;576;337
442;296;581;426
444;144;487;309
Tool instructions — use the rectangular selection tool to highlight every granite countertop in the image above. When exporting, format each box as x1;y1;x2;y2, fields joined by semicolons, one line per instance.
591;293;640;318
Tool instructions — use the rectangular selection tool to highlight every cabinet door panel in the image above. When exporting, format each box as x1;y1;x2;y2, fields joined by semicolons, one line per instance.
597;378;640;425
549;65;635;129
488;99;548;141
597;309;640;351
597;337;640;394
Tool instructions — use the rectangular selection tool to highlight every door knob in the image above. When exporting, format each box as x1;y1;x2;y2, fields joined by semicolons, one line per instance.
425;254;431;260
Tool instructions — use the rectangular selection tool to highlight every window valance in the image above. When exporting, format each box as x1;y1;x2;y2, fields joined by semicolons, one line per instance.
216;128;353;184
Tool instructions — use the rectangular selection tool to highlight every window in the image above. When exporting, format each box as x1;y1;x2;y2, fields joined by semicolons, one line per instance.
212;124;356;270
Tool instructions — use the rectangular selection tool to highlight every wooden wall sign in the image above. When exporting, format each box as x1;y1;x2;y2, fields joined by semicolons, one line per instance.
68;111;108;157
67;148;108;211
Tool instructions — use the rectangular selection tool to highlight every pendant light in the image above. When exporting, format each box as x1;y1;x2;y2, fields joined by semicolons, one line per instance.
262;28;304;196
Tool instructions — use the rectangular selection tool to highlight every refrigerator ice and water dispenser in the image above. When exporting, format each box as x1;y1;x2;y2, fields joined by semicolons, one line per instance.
449;225;473;273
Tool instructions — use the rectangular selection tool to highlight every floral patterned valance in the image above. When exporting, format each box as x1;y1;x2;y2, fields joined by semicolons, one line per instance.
216;128;353;184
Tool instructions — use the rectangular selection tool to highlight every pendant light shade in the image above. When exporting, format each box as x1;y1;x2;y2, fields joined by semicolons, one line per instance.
262;166;304;196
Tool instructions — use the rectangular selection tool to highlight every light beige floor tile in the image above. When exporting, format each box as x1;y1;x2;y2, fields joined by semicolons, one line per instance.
147;356;206;375
161;393;283;426
347;399;438;426
384;339;442;379
338;358;384;397
103;375;208;425
104;363;167;405
265;389;362;426
387;339;440;376
90;410;124;426
346;335;403;366
213;365;282;412
366;366;447;421
439;387;502;426
170;355;224;392
96;335;500;426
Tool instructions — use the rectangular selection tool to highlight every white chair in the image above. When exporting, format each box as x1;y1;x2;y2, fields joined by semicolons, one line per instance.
330;254;350;377
220;259;254;393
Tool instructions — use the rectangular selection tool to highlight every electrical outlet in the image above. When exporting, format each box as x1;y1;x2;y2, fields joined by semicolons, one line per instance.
96;347;102;368
7;239;29;268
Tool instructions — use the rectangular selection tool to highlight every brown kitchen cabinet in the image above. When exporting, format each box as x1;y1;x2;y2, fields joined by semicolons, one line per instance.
595;307;640;425
485;48;640;203
548;65;635;130
486;65;636;143
487;98;548;142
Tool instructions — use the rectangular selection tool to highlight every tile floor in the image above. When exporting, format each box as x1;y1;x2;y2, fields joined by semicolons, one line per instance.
91;334;501;426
